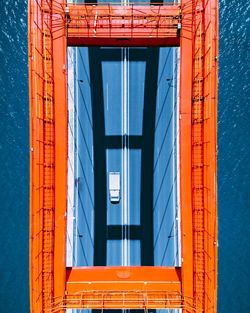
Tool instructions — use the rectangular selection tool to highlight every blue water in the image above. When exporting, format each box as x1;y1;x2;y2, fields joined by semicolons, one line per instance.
218;0;250;311
0;0;249;312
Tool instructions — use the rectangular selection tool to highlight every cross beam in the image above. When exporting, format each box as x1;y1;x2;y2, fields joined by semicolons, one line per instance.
66;266;181;293
54;267;183;310
65;4;181;46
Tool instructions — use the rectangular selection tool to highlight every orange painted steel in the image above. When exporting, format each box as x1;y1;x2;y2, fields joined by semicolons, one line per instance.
53;292;184;311
52;0;68;310
29;0;218;312
66;267;181;292
179;0;194;311
66;4;180;46
54;266;184;310
29;0;55;312
191;0;218;311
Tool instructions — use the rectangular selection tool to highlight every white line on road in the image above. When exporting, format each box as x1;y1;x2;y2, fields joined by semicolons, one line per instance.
106;82;109;111
122;47;130;266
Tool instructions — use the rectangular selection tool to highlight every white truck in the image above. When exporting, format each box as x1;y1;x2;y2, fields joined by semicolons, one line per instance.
109;172;120;203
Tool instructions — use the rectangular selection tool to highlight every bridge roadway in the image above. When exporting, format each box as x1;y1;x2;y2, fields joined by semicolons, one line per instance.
67;45;181;313
67;45;181;265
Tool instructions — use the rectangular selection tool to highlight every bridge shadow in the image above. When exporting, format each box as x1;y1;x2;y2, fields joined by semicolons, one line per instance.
88;47;159;267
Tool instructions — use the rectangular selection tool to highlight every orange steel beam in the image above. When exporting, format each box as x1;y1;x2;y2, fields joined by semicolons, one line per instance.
66;267;181;292
59;267;196;311
191;0;218;311
57;292;183;310
66;4;181;46
179;0;194;311
29;0;55;312
60;267;183;310
51;267;189;311
52;0;68;311
29;0;68;312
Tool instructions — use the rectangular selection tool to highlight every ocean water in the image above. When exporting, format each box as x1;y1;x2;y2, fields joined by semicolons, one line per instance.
218;0;250;311
0;0;249;312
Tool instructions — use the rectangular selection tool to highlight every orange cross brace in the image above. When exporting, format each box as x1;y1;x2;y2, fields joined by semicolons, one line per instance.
66;266;182;293
66;4;181;46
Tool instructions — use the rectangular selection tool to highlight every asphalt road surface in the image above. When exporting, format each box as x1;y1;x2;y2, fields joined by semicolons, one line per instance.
67;45;181;269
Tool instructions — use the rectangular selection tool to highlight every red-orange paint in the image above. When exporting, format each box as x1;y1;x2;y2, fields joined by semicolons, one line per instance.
29;1;218;312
